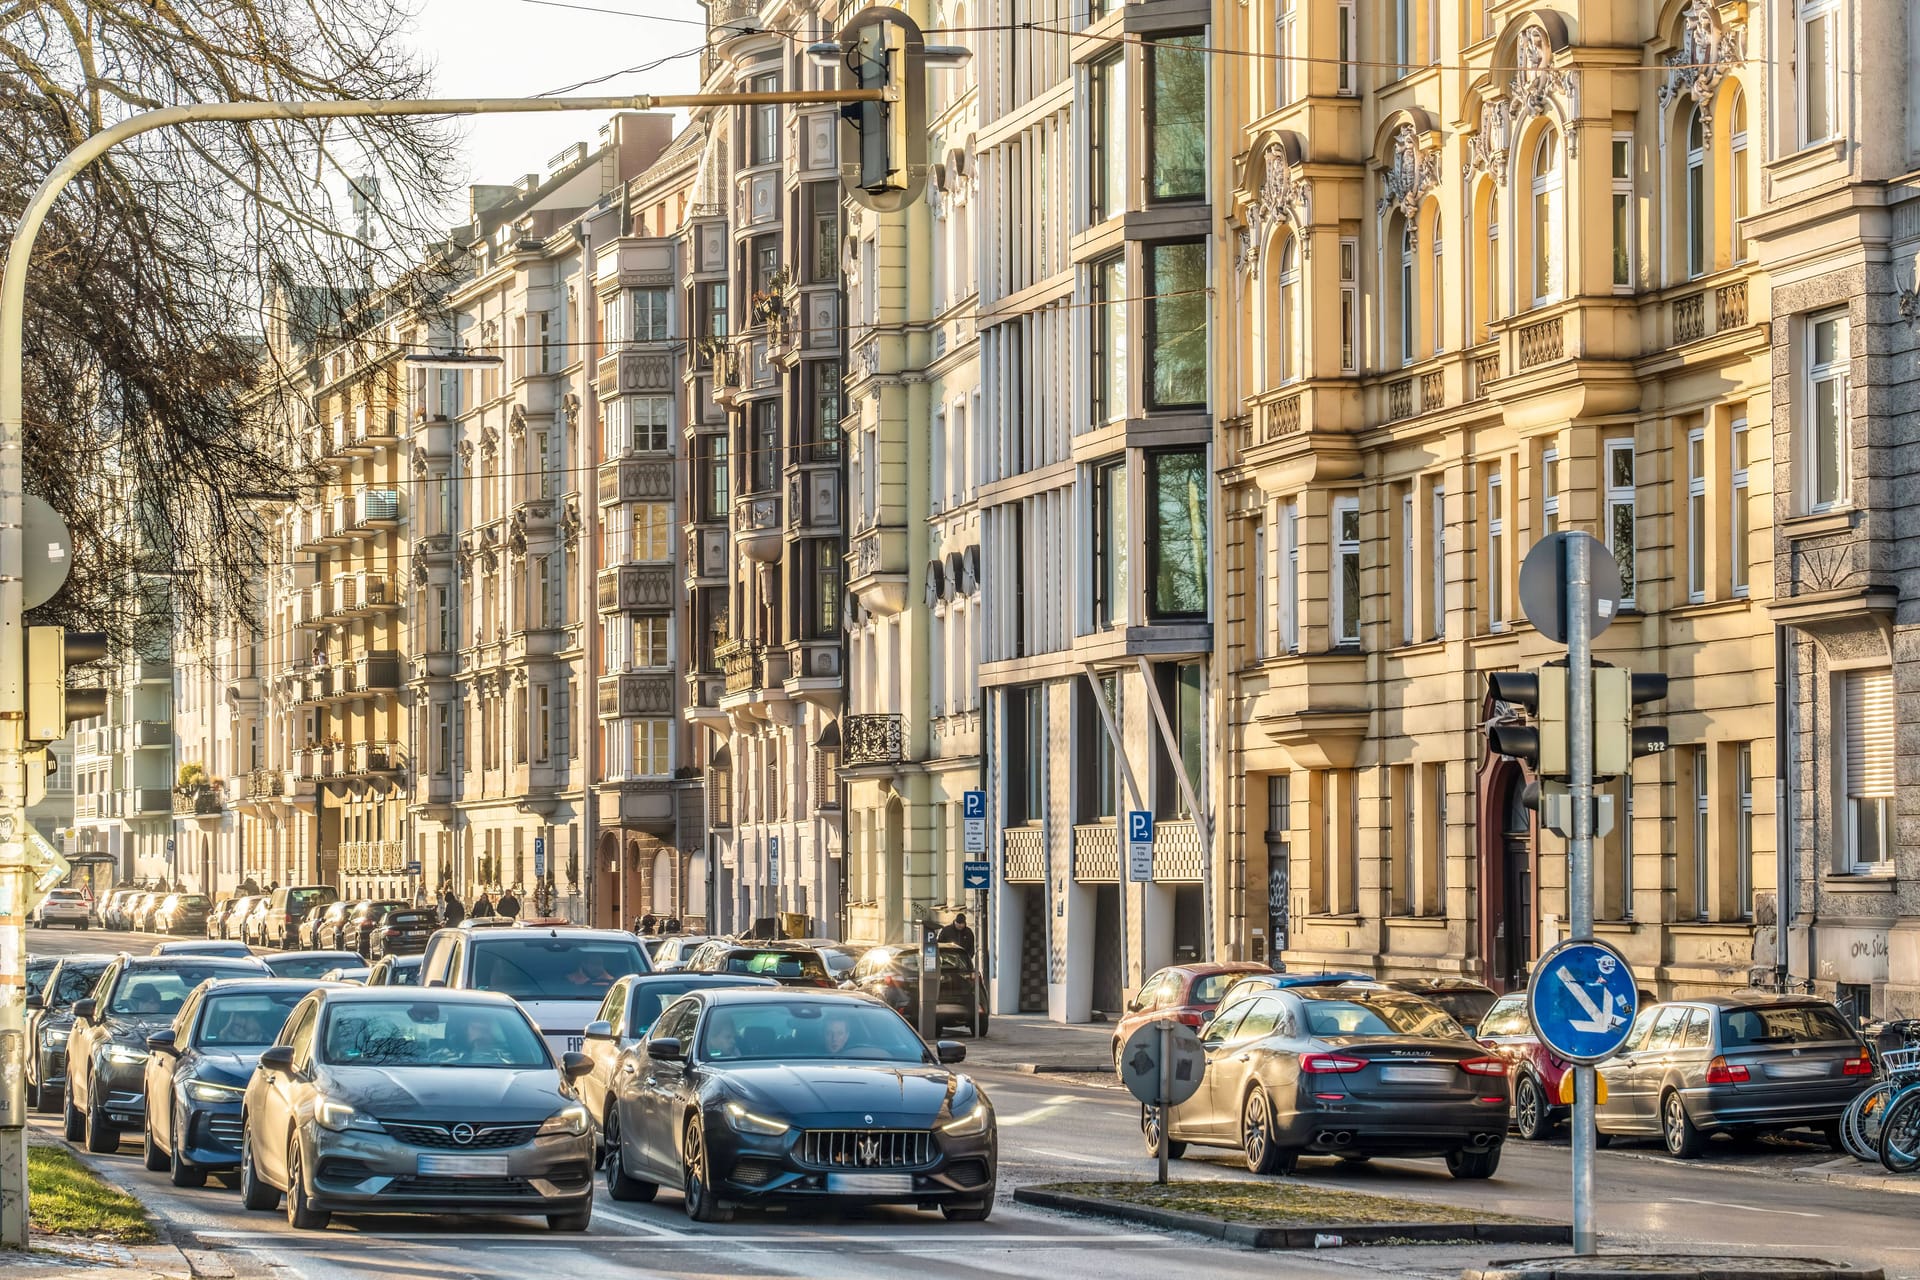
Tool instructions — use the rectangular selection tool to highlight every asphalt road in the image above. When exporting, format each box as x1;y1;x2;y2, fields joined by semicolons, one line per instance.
28;927;1920;1279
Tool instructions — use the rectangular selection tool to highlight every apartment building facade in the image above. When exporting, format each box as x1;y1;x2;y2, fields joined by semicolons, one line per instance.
71;618;175;886
171;612;264;899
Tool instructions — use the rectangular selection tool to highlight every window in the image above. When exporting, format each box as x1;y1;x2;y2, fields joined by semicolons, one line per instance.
1485;468;1505;631
1006;686;1043;825
632;287;669;342
1729;93;1749;262
1796;0;1836;144
1251;520;1267;660
1806;311;1848;511
1146;33;1206;201
532;555;552;629
1334;497;1361;646
808;359;843;460
1094;459;1129;628
1392;0;1411;71
698;282;729;341
1088;55;1126;223
747;399;778;493
806;183;840;283
1279;499;1300;652
1076;675;1119;821
1155;662;1204;819
1530;130;1563;303
1399;488;1415;646
1611;134;1633;289
636;616;670;667
1843;669;1893;872
633;396;670;452
433;585;451;653
1730;418;1750;594
808;539;841;638
1338;239;1358;371
634;502;672;561
1146;242;1207;409
435;703;452;775
1737;744;1754;916
534;685;551;764
699;434;729;522
747;72;780;166
1605;440;1637;606
1692;747;1710;919
1430;483;1446;639
1398;221;1416;364
1093;256;1127;424
1687;426;1707;602
1147;450;1208;618
1336;0;1358;94
1685;107;1707;279
750;237;780;296
1541;447;1561;537
1275;238;1300;382
1274;0;1297;105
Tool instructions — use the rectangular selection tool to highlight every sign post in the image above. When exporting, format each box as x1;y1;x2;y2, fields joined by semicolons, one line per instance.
963;789;988;1039
1126;810;1153;883
1118;1019;1204;1186
920;914;940;1044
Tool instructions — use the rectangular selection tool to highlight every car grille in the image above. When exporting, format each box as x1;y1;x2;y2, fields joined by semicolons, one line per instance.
796;1129;935;1170
389;1175;532;1197
944;1158;990;1188
731;1157;784;1186
378;1120;540;1149
202;1115;244;1149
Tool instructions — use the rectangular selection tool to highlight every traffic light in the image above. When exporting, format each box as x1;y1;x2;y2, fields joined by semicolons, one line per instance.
25;627;107;746
1487;666;1568;777
1594;668;1670;776
822;8;970;212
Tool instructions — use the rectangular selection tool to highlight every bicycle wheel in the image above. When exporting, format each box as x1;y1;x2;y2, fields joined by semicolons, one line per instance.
1878;1087;1920;1172
1846;1082;1897;1161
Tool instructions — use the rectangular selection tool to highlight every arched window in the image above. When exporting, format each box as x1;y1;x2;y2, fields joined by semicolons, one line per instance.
1729;90;1749;263
1470;179;1498;343
1276;235;1300;381
1427;202;1444;356
1400;220;1417;363
1685;105;1707;279
1529;129;1562;304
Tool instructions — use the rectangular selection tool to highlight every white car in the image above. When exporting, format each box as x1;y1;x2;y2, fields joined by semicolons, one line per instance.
35;889;92;929
418;925;652;1059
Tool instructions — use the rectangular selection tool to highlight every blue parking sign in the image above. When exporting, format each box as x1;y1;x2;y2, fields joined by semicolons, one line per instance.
1527;939;1640;1064
963;860;991;891
963;790;986;820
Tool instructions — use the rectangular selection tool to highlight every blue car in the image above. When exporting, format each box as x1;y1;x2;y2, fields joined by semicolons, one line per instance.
140;978;332;1185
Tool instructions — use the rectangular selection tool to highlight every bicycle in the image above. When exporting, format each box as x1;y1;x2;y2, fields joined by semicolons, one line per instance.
1842;1023;1920;1163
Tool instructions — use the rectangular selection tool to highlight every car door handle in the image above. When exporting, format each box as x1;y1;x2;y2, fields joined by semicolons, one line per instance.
620;1061;637;1075
1235;1053;1252;1062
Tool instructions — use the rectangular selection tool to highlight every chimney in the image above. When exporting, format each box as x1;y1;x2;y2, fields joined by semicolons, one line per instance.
468;184;517;222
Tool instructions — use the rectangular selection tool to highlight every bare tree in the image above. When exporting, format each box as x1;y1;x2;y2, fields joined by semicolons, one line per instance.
0;0;462;650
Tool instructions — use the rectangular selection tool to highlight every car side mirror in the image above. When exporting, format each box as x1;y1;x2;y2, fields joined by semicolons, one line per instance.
1462;1025;1478;1040
72;999;95;1023
646;1036;683;1061
1125;997;1142;1013
24;995;41;1011
561;1051;593;1081
146;1030;177;1054
936;1040;966;1064
583;1020;614;1042
426;978;447;988
258;1045;295;1074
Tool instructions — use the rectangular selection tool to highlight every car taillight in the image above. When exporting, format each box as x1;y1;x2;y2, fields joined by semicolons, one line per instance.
1301;1053;1367;1074
1705;1055;1750;1084
1844;1051;1874;1076
882;974;907;988
1175;1011;1204;1029
1460;1056;1508;1076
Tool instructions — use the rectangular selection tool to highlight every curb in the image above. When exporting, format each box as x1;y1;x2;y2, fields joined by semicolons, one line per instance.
37;1137;218;1277
1011;1186;1572;1250
1010;1062;1114;1075
1461;1256;1882;1280
1788;1164;1920;1196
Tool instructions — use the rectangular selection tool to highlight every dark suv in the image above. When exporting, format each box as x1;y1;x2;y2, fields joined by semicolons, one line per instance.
688;943;839;989
255;884;339;950
25;955;110;1111
63;952;269;1152
847;943;988;1035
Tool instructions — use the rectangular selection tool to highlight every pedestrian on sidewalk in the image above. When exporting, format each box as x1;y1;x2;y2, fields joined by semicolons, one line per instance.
938;912;976;953
471;891;494;919
440;887;465;927
497;887;522;920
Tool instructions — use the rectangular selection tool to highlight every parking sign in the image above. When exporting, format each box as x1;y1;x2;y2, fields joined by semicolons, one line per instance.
1126;810;1154;882
963;789;987;854
533;836;546;877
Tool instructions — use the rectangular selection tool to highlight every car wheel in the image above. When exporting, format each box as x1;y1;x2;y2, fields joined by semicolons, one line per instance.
1594;1130;1613;1149
1514;1074;1553;1141
547;1205;593;1232
603;1110;658;1203
285;1142;330;1230
239;1124;280;1211
1661;1091;1705;1159
169;1111;207;1189
1446;1145;1502;1179
682;1118;733;1223
84;1093;119;1154
1241;1088;1296;1176
62;1089;84;1141
941;1189;994;1222
24;1065;38;1112
976;1014;989;1038
33;1071;57;1114
1141;1105;1187;1160
142;1113;169;1171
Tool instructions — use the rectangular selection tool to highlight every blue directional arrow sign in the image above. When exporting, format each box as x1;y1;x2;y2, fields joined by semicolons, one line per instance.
962;860;991;891
1527;938;1640;1064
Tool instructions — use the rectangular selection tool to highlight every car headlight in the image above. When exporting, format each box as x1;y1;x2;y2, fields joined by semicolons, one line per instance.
41;1027;66;1048
538;1104;591;1137
105;1044;148;1065
313;1099;382;1133
941;1102;991;1137
186;1080;244;1103
724;1101;790;1136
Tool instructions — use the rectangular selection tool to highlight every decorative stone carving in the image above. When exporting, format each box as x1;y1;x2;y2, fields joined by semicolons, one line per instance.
1462;98;1512;186
1376;123;1443;228
479;424;499;461
1658;0;1746;144
508;404;526;439
1509;25;1579;154
1235;138;1314;280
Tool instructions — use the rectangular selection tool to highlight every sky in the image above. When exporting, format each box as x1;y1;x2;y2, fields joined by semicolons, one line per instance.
406;0;709;205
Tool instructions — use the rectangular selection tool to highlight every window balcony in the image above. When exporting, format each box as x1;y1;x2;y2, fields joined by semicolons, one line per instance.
718;640;767;696
124;787;171;817
244;768;282;805
1072;823;1118;882
597;564;676;614
330;571;396;619
1151;819;1204;882
1002;826;1045;883
598;672;675;719
842;713;902;767
734;494;782;564
597;452;673;506
172;787;224;818
348;406;401;454
848;524;909;616
595;348;676;400
684;671;727;725
131;720;171;750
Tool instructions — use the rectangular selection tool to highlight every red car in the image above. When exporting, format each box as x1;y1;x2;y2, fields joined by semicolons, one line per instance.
1476;990;1571;1140
1111;962;1272;1073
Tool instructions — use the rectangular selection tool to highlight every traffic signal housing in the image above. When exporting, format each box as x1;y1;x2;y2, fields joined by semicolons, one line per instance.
26;627;107;746
831;8;928;211
1487;666;1567;777
1595;669;1670;776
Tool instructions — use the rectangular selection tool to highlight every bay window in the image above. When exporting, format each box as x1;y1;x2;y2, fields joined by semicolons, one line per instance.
1147;450;1208;619
1146;242;1207;409
1147;33;1206;201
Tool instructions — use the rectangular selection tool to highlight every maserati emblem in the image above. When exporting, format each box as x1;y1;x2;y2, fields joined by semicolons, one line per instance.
863;1114;874;1125
451;1123;476;1145
856;1136;882;1167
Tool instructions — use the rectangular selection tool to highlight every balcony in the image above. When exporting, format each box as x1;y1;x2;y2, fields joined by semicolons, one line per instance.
1152;820;1204;882
342;839;405;874
684;671;726;724
245;768;282;804
719;640;767;696
598;672;675;719
1072;823;1118;882
848;525;909;616
75;794;101;821
597;564;675;613
1668;279;1752;349
708;340;743;408
345;740;404;777
131;720;171;750
1003;826;1045;883
172;788;224;817
349;406;401;454
506;628;570;664
597;452;673;506
734;494;781;564
842;713;902;767
336;652;404;699
354;489;401;528
124;787;171;818
294;504;335;552
595;349;675;399
414;419;453;461
329;571;395;619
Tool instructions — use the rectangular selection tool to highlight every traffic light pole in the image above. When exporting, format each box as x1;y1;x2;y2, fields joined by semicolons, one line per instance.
1565;534;1598;1256
0;81;885;1251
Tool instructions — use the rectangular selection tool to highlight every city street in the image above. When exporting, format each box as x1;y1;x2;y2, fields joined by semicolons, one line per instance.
28;928;1920;1279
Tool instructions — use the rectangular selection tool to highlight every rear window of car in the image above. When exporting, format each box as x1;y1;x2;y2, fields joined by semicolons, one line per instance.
178;895;209;909
109;962;263;1015
731;950;829;982
1476;998;1532;1038
386;911;431;926
47;890;85;902
1720;1004;1855;1047
470;937;648;1000
280;888;335;914
1191;973;1245;1005
1302;995;1468;1039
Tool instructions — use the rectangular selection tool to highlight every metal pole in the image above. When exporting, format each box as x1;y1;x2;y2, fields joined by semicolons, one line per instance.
1156;1020;1172;1185
1565;536;1597;1256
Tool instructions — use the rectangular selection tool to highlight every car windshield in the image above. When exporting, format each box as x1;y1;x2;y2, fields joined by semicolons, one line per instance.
377;961;422;987
1190;973;1246;1004
25;962;52;1001
1720;1004;1855;1047
1476;998;1533;1038
385;911;432;927
199;991;307;1048
699;1000;927;1063
108;965;256;1016
321;1000;551;1068
283;888;334;915
728;950;829;982
471;937;647;1000
52;964;105;1006
266;955;356;980
1303;995;1468;1040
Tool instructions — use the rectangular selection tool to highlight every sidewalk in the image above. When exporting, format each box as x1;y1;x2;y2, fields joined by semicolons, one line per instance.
965;1013;1118;1074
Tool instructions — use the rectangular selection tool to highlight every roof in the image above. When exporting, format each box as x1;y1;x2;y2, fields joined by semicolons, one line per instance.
465;927;641;943
320;986;515;1007
695;987;885;1007
124;954;268;970
198;977;344;996
1674;992;1836;1009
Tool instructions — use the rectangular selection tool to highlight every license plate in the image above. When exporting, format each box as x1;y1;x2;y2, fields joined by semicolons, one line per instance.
828;1173;913;1195
417;1153;511;1176
1380;1065;1454;1084
1767;1062;1828;1079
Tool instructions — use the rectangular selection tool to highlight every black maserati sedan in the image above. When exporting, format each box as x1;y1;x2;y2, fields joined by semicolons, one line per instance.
142;978;333;1185
601;988;996;1223
25;954;110;1111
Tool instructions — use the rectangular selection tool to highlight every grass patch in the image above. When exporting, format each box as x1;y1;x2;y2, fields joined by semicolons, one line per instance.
1041;1179;1540;1228
25;1146;156;1243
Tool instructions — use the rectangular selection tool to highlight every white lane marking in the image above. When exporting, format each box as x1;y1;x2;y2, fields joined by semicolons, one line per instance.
1662;1196;1822;1219
591;1204;697;1237
1024;1147;1122;1165
997;1096;1088;1128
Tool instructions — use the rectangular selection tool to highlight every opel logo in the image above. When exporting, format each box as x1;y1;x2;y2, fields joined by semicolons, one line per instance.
451;1123;475;1145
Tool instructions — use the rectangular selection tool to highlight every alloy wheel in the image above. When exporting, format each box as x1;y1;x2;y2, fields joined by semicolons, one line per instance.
1242;1093;1269;1169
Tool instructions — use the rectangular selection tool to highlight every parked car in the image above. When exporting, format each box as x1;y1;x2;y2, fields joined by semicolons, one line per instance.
34;888;93;929
364;955;422;987
577;973;778;1151
1110;962;1274;1070
847;944;988;1035
24;955;55;1004
221;896;262;942
1387;978;1501;1036
127;893;162;932
100;890;136;930
367;906;438;959
689;943;839;990
647;935;719;973
419;925;651;1059
205;897;236;939
301;901;354;951
237;897;274;947
1150;982;1509;1179
254;884;340;951
151;940;254;959
25;955;111;1111
153;894;212;936
601;988;994;1223
237;987;596;1231
262;950;363;981
64;953;271;1152
141;978;331;1186
1474;991;1571;1140
1594;994;1873;1157
335;900;411;957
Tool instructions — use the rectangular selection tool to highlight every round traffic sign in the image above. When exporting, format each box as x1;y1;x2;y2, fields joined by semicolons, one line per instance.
1519;531;1623;644
1118;1020;1206;1107
21;495;72;610
1527;938;1640;1064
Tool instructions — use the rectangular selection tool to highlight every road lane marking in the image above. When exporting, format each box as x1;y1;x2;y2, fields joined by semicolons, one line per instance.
1663;1197;1822;1218
997;1096;1088;1127
1024;1147;1122;1165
